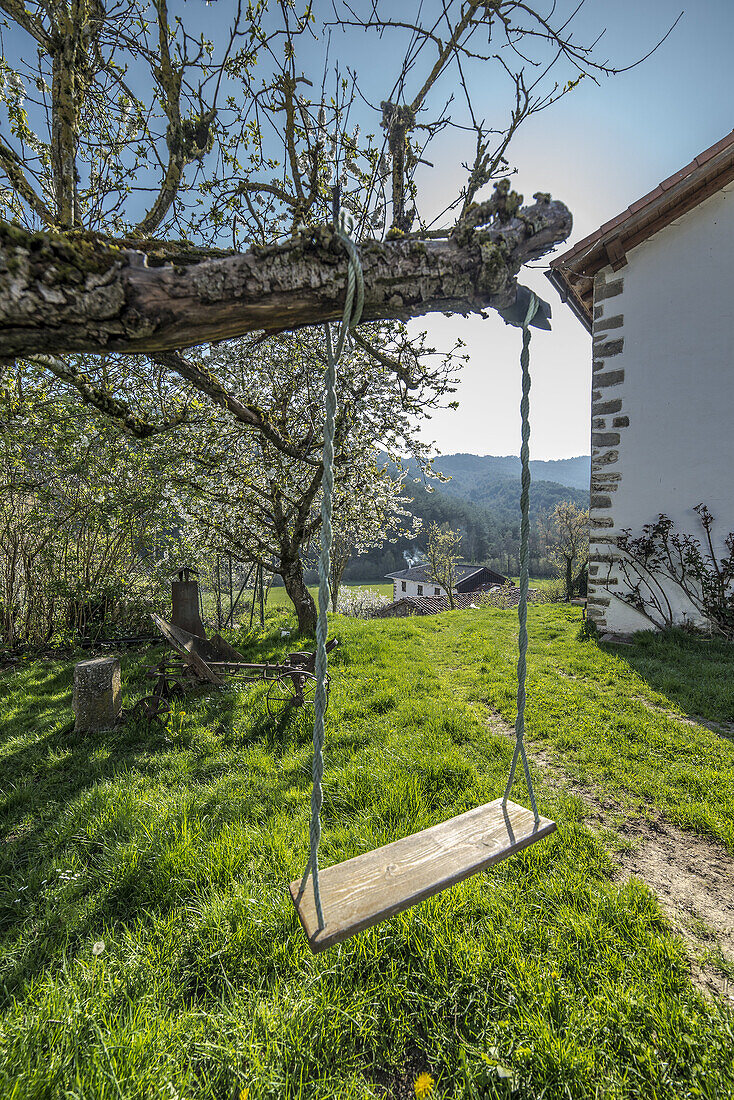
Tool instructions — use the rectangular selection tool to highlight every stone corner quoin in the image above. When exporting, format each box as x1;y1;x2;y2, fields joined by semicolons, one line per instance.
587;267;628;633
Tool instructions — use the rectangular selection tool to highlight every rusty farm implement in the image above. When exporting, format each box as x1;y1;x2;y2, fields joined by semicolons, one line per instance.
131;612;337;724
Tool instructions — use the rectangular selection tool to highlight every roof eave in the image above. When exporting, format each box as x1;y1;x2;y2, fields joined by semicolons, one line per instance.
545;267;592;333
546;128;734;331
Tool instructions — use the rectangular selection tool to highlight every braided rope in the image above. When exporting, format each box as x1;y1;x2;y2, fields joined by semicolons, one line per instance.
297;216;364;930
503;292;541;826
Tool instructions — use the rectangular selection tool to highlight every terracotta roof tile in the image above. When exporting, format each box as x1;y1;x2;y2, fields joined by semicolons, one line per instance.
600;215;623;234
660;166;692;190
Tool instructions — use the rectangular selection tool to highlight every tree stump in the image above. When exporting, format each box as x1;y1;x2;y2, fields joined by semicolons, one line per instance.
73;657;122;733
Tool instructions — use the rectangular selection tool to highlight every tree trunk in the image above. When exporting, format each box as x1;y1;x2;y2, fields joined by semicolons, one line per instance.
0;196;571;358
565;557;573;602
282;556;317;634
330;562;347;613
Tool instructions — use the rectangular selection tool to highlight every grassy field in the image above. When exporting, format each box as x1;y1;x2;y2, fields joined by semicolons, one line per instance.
265;582;395;609
1;605;733;1098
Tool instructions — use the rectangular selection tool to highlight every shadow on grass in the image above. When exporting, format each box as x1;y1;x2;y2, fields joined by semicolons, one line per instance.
597;626;734;734
0;647;332;1000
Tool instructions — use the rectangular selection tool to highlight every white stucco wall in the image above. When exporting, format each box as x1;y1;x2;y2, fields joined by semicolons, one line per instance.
392;578;445;600
588;183;734;634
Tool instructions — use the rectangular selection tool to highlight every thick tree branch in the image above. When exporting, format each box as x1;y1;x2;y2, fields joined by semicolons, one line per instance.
27;354;188;438
155;350;322;465
0;194;571;357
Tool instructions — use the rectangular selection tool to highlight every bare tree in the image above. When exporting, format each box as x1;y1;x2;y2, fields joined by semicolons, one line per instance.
550;500;589;601
426;522;463;608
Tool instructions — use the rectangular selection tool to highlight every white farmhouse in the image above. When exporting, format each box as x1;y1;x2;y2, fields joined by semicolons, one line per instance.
547;128;734;636
386;563;507;603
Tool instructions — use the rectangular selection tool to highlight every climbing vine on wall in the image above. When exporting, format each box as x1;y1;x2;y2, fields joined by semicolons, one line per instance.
610;505;734;638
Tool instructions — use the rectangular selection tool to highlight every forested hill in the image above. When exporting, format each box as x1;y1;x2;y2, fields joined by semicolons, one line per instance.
342;457;589;584
401;452;590;503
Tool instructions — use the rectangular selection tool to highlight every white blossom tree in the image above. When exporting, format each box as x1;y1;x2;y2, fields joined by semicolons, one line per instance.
163;325;445;631
314;472;421;613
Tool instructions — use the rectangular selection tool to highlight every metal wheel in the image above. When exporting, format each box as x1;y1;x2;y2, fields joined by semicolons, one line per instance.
266;671;326;719
130;694;171;726
146;660;187;699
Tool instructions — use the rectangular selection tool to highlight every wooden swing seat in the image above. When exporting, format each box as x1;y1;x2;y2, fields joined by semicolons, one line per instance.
290;797;556;953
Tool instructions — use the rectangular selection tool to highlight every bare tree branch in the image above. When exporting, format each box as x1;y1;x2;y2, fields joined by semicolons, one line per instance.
351;330;418;389
0;135;54;224
0;0;50;47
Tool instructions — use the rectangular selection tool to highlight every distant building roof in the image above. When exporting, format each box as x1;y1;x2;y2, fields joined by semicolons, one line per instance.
373;593;487;617
546;127;734;331
386;563;506;588
373;586;524;618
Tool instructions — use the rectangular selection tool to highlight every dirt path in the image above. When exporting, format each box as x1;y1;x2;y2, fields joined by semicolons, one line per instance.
484;710;734;1003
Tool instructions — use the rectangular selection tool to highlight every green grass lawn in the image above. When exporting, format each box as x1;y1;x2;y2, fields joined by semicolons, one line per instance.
265;581;395;609
1;606;733;1098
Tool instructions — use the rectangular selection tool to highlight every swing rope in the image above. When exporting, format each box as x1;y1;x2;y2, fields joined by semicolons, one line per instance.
297;245;540;935
503;291;540;826
298;216;364;930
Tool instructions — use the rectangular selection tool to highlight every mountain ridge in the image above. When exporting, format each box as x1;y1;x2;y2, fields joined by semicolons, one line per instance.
402;452;590;502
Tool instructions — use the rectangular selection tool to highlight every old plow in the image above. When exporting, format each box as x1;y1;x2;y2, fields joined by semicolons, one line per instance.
132;612;336;724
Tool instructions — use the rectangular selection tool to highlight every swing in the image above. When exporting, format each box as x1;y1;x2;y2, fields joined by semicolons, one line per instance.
290;220;556;954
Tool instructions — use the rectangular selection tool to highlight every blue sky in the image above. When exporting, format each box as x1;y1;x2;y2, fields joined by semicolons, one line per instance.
408;0;734;459
259;0;732;460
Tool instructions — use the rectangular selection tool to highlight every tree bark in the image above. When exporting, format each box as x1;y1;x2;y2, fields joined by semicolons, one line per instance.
282;555;317;635
0;196;571;358
330;555;351;613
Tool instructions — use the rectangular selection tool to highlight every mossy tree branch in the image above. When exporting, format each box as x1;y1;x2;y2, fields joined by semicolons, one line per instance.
0;193;571;358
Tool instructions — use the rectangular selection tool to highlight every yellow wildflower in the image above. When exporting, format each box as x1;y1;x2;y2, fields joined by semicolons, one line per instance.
414;1072;434;1099
239;1090;249;1100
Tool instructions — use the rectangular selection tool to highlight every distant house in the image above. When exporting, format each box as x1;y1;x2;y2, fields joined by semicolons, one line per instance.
385;562;506;603
547;127;734;636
